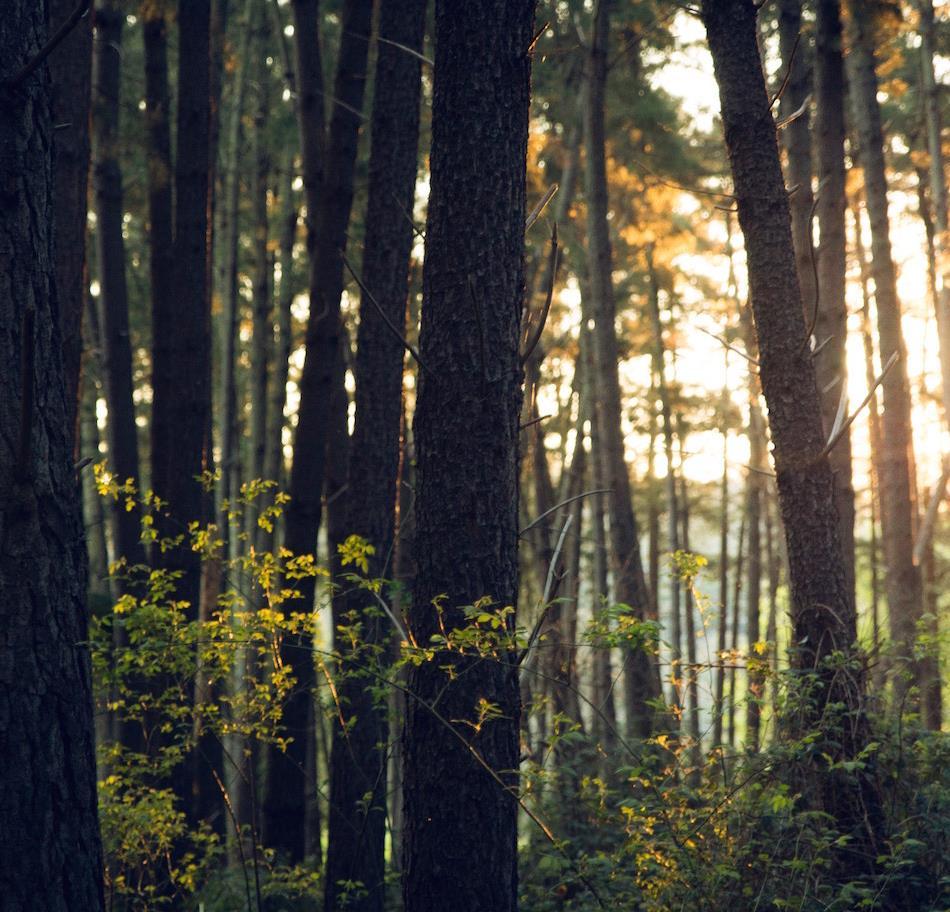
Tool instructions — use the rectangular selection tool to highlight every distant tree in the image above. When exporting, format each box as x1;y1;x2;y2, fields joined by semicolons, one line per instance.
323;0;425;907
0;4;104;908
402;1;535;909
702;0;886;880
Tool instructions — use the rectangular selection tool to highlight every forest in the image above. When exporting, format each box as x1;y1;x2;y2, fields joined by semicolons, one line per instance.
2;0;950;909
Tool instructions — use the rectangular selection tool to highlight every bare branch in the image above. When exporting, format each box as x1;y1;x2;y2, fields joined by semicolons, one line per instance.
521;223;560;364
525;183;558;232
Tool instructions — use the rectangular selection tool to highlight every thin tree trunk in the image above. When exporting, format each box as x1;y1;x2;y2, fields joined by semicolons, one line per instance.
679;473;701;776
647;251;681;712
323;1;425;906
727;506;745;752
267;0;373;861
712;373;730;748
0;3;105;903
703;0;885;875
814;0;856;598
585;0;661;741
846;0;924;709
49;0;93;452
401;3;534;908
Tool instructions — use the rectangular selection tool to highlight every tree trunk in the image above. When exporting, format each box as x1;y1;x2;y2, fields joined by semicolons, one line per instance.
49;0;92;452
323;0;425;907
93;2;147;575
846;0;924;707
703;0;885;876
264;0;374;864
727;505;745;752
712;372;730;748
585;0;661;741
401;2;534;908
0;4;105;905
814;0;855;597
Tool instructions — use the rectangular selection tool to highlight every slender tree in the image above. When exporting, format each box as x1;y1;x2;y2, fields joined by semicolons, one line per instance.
585;0;662;741
846;0;924;705
323;0;426;907
814;0;855;597
402;2;535;908
0;5;105;906
702;0;885;876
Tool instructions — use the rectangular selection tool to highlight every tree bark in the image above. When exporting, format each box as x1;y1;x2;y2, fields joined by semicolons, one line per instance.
402;2;534;908
585;0;661;741
846;0;924;707
702;0;885;875
712;372;730;748
49;0;92;452
0;4;105;905
323;0;425;907
814;0;855;598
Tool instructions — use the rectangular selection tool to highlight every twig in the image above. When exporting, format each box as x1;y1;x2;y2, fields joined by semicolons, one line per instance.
519;413;551;432
776;92;811;129
4;0;90;88
391;190;425;240
811;334;833;358
376;34;433;67
341;252;429;374
525;183;558;232
521;488;611;536
520;223;559;364
17;307;35;479
517;515;573;668
820;351;898;459
697;325;758;366
768;30;800;111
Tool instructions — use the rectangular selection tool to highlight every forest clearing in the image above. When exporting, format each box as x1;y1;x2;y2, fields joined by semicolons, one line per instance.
1;0;949;910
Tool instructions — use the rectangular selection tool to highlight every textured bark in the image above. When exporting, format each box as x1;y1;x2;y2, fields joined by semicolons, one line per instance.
49;0;92;452
92;3;146;575
0;4;104;906
323;3;425;905
703;0;884;874
266;0;373;863
846;1;923;705
813;0;855;597
401;2;534;909
585;0;661;741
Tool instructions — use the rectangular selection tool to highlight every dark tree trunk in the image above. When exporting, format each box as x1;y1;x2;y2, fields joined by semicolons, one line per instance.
92;2;146;576
401;2;535;909
49;0;92;452
0;4;104;906
814;0;855;598
702;0;885;876
323;2;425;906
712;374;730;748
846;0;923;708
585;0;661;741
266;0;373;863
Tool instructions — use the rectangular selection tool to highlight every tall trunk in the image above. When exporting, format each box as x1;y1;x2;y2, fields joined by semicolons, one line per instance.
647;253;680;712
0;3;105;904
247;35;272;547
323;1;425;906
703;0;885;875
919;487;943;729
265;0;374;864
846;0;924;707
218;0;255;564
402;3;534;907
727;506;746;752
740;306;764;752
852;198;887;688
916;0;950;428
585;0;661;741
93;3;146;574
814;0;855;597
679;473;701;775
765;485;782;720
49;0;93;451
712;374;730;748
